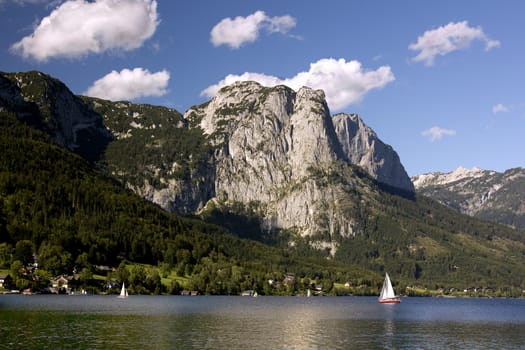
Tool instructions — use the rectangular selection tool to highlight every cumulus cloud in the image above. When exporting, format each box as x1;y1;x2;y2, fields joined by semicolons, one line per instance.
201;58;394;110
210;10;296;49
421;126;456;142
10;0;158;61
84;68;169;101
492;103;509;114
409;21;500;66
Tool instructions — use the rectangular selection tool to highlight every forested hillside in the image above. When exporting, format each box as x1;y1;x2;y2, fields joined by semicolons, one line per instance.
0;110;368;294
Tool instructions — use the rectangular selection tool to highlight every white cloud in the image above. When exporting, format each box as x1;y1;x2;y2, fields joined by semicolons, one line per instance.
84;68;169;101
201;58;394;111
10;0;158;61
409;21;500;66
492;103;509;114
421;126;456;142
210;10;296;49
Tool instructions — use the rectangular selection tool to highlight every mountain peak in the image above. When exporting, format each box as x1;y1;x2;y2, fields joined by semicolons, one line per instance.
412;166;493;188
333;113;414;193
185;81;415;245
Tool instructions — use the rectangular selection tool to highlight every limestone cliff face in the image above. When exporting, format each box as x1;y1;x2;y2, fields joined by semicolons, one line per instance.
186;81;413;249
188;82;343;200
333;113;414;193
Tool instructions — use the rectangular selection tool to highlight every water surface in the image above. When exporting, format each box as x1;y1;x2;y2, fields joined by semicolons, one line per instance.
1;295;524;349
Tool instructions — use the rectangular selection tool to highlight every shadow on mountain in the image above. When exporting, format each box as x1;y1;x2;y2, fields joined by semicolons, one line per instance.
0;72;111;164
377;181;416;200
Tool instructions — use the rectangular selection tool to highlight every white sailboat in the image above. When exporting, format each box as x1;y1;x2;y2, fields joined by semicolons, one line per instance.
117;282;128;299
378;273;400;304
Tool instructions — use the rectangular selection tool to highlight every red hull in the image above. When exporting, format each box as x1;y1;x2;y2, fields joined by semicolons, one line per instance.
378;298;401;304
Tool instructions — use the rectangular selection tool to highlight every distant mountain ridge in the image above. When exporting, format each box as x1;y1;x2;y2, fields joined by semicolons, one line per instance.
412;166;525;232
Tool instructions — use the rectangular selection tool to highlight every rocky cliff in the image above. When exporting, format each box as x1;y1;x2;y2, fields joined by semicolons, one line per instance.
412;166;525;232
1;72;415;251
186;81;413;249
333;113;414;192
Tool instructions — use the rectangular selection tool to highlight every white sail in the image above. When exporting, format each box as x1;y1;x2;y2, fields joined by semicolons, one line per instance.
118;282;128;298
379;273;397;301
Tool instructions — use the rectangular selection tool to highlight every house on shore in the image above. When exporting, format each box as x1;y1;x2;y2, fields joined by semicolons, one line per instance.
50;275;81;294
0;274;12;289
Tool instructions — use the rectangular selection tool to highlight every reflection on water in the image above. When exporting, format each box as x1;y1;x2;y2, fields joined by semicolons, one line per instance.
1;295;524;349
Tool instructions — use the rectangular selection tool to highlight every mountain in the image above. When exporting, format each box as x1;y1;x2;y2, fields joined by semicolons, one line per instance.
0;71;111;162
185;81;413;246
80;96;214;215
0;107;366;295
2;70;525;294
1;71;414;242
333;112;414;192
412;166;525;232
0;70;214;215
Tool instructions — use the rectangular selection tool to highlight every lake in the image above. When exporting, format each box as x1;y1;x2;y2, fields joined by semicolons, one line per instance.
1;295;524;349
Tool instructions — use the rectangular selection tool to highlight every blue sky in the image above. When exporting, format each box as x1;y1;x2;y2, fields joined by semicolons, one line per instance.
1;0;524;176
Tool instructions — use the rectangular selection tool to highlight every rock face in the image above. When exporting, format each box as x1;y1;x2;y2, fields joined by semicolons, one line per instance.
1;72;416;251
186;81;414;248
333;113;414;193
412;166;525;231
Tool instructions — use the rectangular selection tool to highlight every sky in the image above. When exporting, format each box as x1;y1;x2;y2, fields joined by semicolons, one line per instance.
1;0;524;176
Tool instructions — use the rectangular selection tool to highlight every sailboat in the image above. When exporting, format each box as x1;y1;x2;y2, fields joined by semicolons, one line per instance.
378;273;400;304
117;282;128;299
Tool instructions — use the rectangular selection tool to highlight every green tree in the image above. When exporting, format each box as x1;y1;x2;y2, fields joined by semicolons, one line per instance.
169;280;182;295
75;252;90;269
146;270;162;294
130;265;147;288
15;240;33;266
158;262;171;278
33;269;52;290
38;242;72;276
115;262;130;284
10;260;24;278
10;260;28;290
79;267;93;286
0;242;13;268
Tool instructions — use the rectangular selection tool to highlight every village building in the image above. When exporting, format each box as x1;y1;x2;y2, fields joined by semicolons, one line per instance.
0;273;12;289
50;275;81;294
